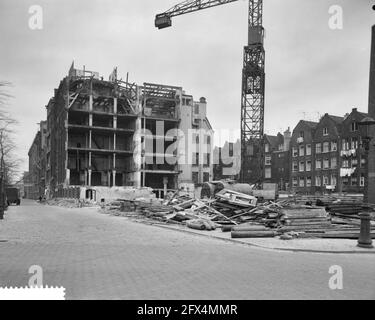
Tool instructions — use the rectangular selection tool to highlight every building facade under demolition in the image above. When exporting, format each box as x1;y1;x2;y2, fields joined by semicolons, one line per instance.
27;64;214;198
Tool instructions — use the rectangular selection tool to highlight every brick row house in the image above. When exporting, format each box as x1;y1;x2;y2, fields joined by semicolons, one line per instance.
290;120;318;193
289;108;368;194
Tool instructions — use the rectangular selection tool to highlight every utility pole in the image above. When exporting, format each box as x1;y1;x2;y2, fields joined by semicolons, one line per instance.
366;25;375;204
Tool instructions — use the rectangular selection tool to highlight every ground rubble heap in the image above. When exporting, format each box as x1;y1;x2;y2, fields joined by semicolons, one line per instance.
100;188;375;240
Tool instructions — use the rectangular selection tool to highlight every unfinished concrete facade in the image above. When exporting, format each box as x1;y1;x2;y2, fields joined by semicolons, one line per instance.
41;64;213;198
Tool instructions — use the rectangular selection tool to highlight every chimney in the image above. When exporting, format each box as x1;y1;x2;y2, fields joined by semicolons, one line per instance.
283;127;291;151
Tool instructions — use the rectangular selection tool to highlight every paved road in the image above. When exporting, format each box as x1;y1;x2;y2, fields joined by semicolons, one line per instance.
0;200;374;300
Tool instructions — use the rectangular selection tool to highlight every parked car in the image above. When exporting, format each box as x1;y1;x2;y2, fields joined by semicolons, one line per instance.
5;187;21;206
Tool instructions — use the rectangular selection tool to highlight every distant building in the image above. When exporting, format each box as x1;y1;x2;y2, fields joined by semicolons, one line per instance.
339;108;368;193
290;120;318;194
264;128;291;191
213;139;241;181
29;64;214;198
27;131;43;199
289;109;368;195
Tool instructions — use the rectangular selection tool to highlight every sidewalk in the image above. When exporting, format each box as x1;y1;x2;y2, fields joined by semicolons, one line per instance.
133;219;375;254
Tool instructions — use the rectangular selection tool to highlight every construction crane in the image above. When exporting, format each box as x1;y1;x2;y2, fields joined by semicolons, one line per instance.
155;0;265;184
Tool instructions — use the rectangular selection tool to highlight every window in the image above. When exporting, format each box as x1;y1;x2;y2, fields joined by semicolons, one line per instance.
316;159;322;170
342;159;349;168
315;176;321;186
331;141;337;152
316;143;322;154
203;172;210;182
306;177;312;187
351;122;358;132
265;156;271;166
299;145;305;157
292;161;298;172
229;143;234;157
342;177;349;186
292;177;298;187
323;142;330;153
299;178;305;187
331;157;337;169
323;127;328;136
205;153;211;166
342;139;349;151
192;172;199;184
292;147;298;157
351;159;358;168
193;153;199;166
206;135;211;145
360;174;365;187
306;144;311;156
306;160;312;172
278;144;283;151
360;157;366;168
265;168;271;179
299;131;304;138
194;104;199;114
265;143;270;153
323;159;330;169
323;176;329;186
331;175;337;186
351;138;358;149
299;161;305;172
351;177;358;186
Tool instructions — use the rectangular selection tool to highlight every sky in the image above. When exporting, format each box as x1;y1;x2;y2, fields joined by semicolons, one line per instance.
0;0;374;174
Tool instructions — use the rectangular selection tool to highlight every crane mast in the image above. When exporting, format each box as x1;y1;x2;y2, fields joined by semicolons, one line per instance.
155;0;265;184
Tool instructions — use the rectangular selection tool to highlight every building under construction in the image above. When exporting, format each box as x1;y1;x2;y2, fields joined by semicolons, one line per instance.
37;64;214;198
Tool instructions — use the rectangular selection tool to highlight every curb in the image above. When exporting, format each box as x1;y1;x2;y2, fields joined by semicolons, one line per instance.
141;220;375;255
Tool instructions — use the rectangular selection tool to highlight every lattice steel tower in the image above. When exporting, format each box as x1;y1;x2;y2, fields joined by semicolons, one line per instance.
155;0;266;183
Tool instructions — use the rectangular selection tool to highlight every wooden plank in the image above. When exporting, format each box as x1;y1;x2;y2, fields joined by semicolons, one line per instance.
231;231;277;238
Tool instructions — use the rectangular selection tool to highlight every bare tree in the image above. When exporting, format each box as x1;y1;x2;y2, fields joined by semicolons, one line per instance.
0;81;20;185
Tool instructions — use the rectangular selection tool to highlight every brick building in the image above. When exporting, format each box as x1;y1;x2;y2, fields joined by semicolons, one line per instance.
264;128;291;190
339;108;368;193
312;113;343;193
289;109;369;195
290;120;318;193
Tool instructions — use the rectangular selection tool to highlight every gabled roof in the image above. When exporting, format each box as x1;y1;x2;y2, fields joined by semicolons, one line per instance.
300;120;318;129
328;115;344;124
264;135;279;148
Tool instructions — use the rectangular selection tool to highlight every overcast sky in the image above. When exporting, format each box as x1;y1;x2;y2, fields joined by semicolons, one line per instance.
0;0;374;174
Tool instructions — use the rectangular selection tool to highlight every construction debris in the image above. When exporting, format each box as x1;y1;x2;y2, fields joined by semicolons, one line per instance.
99;189;375;240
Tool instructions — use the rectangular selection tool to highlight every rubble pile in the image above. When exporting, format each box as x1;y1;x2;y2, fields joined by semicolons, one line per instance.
101;189;375;239
47;198;97;208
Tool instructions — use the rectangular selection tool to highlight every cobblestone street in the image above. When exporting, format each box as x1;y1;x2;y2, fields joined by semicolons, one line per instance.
0;200;374;300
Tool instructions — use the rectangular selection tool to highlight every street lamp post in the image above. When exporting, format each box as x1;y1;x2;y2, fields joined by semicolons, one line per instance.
357;117;375;248
358;117;375;203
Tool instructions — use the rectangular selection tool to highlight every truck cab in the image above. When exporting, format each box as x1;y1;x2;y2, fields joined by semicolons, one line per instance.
5;187;21;206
